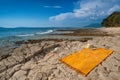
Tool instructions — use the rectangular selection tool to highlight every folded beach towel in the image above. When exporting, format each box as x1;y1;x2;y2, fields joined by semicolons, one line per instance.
60;48;113;76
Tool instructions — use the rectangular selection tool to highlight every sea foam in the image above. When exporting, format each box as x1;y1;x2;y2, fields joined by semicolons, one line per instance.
36;30;53;35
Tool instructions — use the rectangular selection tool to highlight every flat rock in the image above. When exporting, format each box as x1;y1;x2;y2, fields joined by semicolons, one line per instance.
0;36;120;80
9;70;27;80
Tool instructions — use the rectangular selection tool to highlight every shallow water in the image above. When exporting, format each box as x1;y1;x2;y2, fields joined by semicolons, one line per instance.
0;27;81;55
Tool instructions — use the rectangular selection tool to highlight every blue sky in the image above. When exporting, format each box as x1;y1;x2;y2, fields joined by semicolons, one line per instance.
0;0;120;27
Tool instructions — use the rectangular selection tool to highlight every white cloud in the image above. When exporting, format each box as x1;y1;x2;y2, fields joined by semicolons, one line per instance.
49;0;120;22
108;5;120;15
44;5;62;8
50;12;73;21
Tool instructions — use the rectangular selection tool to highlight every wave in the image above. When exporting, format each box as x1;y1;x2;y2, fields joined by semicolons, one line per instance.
16;30;53;37
17;34;34;37
36;30;53;35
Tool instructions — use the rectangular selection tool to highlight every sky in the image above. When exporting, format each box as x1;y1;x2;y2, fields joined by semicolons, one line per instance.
0;0;120;27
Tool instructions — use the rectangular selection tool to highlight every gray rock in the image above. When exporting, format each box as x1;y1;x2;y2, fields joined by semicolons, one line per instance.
34;72;48;80
9;70;27;80
109;72;120;80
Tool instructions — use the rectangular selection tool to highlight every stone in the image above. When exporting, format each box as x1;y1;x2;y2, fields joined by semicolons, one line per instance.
29;45;41;54
7;64;22;77
109;72;120;80
33;72;48;80
9;70;27;80
0;62;6;73
21;61;36;71
83;43;97;49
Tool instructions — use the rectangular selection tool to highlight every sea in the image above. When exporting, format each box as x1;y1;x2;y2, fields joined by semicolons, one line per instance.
0;26;103;55
0;27;57;38
0;27;80;53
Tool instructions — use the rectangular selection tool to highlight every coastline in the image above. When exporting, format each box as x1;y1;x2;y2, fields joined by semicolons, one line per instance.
55;27;120;36
0;27;120;80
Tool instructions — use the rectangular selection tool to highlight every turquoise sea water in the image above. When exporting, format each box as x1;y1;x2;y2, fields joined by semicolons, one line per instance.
0;27;80;49
0;27;59;54
0;27;56;38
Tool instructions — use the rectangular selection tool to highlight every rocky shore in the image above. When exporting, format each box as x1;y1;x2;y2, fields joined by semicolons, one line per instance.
56;27;120;36
0;28;120;80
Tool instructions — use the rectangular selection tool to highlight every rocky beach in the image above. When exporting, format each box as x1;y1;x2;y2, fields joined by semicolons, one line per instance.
0;28;120;80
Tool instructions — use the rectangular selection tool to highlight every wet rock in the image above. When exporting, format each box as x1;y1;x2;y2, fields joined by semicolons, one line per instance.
0;54;10;61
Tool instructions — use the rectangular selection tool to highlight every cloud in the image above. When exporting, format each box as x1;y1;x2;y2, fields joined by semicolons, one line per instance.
49;0;120;23
44;5;62;9
108;5;120;15
50;12;73;21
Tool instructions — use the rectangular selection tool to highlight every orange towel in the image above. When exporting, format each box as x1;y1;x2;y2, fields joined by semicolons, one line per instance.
60;48;113;76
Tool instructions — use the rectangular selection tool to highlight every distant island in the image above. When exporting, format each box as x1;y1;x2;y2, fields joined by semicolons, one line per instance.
83;23;102;28
102;12;120;27
0;27;4;28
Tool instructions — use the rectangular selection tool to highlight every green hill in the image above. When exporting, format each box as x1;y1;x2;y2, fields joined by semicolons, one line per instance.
101;12;120;27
